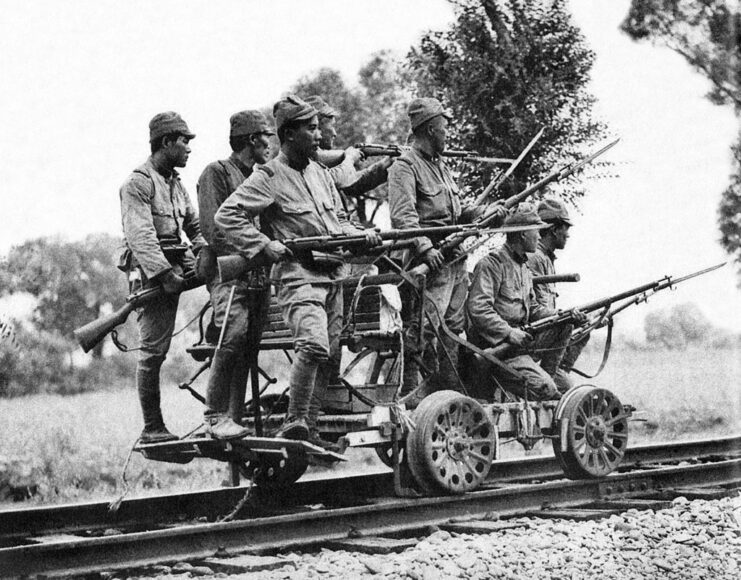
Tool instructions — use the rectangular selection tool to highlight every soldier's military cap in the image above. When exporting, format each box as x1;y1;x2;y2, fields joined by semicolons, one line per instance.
273;94;318;131
149;111;195;142
503;205;550;229
537;199;573;226
230;110;275;137
304;95;338;118
408;97;452;130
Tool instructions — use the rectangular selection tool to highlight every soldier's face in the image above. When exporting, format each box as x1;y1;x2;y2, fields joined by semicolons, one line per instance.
165;135;191;168
251;133;271;164
318;116;337;149
553;223;571;250
290;116;321;160
522;229;539;253
429;116;448;154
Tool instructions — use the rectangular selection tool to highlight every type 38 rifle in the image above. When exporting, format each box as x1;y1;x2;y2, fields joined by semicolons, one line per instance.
488;262;725;359
355;143;515;165
73;277;204;353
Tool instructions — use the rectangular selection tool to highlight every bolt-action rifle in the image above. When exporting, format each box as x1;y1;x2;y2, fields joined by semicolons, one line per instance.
355;143;515;165
405;138;621;280
73;278;204;353
488;262;725;360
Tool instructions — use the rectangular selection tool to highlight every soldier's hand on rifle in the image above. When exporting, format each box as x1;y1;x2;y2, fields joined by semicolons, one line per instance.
422;248;445;271
508;327;533;348
159;270;185;295
570;308;588;324
344;146;364;165
488;202;509;226
363;228;383;247
263;240;292;263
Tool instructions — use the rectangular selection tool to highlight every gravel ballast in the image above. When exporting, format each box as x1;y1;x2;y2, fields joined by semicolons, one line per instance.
139;494;741;580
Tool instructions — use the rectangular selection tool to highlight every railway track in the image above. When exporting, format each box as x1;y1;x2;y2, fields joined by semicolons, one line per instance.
2;435;740;578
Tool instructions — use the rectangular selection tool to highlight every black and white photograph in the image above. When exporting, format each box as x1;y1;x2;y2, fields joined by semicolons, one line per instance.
1;1;740;578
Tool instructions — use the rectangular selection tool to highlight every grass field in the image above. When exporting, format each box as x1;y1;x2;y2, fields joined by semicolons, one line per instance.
1;345;739;506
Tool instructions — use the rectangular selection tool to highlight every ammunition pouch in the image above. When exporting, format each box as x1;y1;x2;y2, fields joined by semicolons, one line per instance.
195;246;217;282
296;250;345;273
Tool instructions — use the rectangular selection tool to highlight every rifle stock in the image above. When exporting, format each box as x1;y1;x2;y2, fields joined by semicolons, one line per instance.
73;279;204;353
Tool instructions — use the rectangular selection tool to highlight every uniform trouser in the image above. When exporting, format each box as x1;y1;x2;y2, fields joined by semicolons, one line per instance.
402;261;468;396
492;323;574;400
561;332;590;372
278;281;343;421
205;278;270;420
134;281;179;432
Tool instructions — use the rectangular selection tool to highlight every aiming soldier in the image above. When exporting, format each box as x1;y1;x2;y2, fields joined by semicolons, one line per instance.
466;207;583;399
304;95;392;223
387;97;505;400
196;110;275;440
527;199;590;376
215;95;381;443
119;112;206;443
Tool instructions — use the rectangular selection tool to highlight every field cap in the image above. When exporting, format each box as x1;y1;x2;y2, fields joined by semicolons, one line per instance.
273;94;318;131
304;95;337;118
230;110;275;137
408;97;452;130
538;199;573;226
149;111;195;142
503;205;550;230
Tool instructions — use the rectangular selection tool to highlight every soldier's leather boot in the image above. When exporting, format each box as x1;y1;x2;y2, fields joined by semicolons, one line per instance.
276;416;309;441
205;412;249;440
137;366;178;444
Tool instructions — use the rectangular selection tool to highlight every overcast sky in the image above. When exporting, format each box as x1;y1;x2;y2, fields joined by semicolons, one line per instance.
0;0;739;332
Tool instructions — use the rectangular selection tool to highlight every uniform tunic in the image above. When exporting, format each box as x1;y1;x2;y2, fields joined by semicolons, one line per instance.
527;241;558;309
215;151;359;362
197;154;269;355
466;243;564;400
119;157;205;361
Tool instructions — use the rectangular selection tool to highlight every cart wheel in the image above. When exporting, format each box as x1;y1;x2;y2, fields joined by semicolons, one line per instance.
552;386;629;479
406;390;496;495
244;454;308;490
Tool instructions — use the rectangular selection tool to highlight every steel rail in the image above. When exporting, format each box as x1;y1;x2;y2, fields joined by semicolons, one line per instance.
1;435;739;539
2;457;740;577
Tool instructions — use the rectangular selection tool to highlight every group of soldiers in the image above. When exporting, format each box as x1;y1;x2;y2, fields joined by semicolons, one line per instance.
119;94;587;447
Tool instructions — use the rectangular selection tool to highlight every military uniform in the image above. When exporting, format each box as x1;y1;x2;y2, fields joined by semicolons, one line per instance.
387;99;482;395
197;111;274;437
467;243;567;400
215;96;367;439
528;201;589;375
119;112;205;440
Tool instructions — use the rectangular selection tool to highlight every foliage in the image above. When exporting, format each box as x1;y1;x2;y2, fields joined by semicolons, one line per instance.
291;51;413;147
621;0;741;278
0;234;127;357
643;302;713;349
405;0;610;201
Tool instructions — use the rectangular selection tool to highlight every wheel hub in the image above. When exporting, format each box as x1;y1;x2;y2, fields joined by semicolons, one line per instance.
585;416;607;447
444;429;471;461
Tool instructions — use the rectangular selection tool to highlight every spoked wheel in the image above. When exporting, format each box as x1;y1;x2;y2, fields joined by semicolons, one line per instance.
552;386;629;479
242;453;308;490
405;390;497;495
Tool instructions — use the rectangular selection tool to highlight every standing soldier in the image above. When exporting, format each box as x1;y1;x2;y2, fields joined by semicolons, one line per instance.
387;97;504;400
527;199;590;377
119;112;206;443
303;95;392;223
466;207;582;399
196;110;275;439
215;95;380;442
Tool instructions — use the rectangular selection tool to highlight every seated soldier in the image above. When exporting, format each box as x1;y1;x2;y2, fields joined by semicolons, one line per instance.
466;206;584;400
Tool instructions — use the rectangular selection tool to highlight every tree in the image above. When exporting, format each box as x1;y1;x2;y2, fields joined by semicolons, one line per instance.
621;0;741;278
405;0;610;202
1;234;127;357
644;302;713;349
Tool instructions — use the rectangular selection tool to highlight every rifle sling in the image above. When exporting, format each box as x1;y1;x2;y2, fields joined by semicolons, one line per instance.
570;317;613;379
